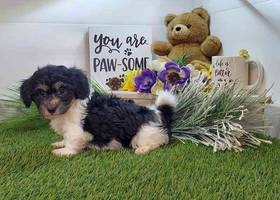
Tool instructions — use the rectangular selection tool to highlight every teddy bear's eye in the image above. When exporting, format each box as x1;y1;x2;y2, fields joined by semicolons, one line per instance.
186;24;192;29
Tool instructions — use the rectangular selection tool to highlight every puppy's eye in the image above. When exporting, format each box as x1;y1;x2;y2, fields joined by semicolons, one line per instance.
186;24;192;29
57;87;65;95
39;90;47;97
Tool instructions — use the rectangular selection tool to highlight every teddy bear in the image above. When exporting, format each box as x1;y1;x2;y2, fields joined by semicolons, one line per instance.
151;8;222;70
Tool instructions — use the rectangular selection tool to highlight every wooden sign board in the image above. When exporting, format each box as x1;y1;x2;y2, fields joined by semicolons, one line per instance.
89;25;152;90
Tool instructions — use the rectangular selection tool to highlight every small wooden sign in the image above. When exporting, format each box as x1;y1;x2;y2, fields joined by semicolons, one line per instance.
89;25;152;91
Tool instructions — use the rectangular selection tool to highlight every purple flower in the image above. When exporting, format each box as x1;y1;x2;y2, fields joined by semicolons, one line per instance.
158;61;191;90
134;69;157;93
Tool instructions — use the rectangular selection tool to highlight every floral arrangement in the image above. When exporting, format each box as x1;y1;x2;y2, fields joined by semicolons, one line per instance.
120;54;212;94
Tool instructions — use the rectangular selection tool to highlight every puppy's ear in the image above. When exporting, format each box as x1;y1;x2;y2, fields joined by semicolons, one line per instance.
20;79;32;108
69;68;90;99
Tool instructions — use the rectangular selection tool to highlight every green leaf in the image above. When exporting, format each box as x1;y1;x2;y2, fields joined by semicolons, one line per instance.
176;53;192;66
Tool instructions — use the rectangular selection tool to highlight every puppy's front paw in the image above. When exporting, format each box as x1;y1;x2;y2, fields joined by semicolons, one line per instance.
52;148;78;157
51;141;65;149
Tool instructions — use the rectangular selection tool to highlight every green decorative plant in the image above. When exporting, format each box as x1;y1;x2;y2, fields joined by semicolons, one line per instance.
172;81;271;151
175;53;192;67
0;86;36;120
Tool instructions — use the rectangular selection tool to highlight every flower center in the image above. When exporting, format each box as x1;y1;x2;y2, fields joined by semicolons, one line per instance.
167;72;181;85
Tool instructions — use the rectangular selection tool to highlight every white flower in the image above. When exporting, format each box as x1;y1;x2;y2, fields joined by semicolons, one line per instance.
187;64;208;82
186;64;196;71
147;60;166;72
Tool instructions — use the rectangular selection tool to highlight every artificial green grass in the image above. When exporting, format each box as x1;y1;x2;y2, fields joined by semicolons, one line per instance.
0;116;280;200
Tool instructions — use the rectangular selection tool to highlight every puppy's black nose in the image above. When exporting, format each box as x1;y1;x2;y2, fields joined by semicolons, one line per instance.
175;27;181;31
47;108;56;114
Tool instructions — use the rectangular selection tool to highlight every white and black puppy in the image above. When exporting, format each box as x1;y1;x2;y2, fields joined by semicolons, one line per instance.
20;65;177;156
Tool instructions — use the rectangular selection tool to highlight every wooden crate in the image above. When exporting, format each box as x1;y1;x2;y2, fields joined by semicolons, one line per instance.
112;91;156;106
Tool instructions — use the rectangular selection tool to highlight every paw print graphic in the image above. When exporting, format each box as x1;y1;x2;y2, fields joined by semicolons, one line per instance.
124;48;132;56
105;74;125;91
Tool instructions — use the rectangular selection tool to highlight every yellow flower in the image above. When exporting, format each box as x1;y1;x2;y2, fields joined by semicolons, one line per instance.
208;64;212;80
121;69;141;91
193;64;212;80
239;49;250;59
201;64;212;80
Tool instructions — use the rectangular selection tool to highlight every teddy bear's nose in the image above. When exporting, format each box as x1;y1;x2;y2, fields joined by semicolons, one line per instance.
175;27;181;31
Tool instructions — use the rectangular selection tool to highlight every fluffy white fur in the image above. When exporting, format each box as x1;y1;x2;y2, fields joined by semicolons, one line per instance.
131;122;169;154
155;90;177;108
131;91;176;154
50;100;92;156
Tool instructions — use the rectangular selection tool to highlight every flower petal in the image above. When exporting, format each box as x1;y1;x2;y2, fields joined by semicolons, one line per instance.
181;67;191;80
165;61;180;72
158;70;168;82
141;69;155;77
147;60;164;71
164;83;172;90
134;69;156;93
151;79;164;95
138;84;151;93
143;76;156;86
174;79;187;85
134;74;144;86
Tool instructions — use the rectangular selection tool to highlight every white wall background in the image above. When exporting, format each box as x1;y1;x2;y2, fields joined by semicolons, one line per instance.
0;0;280;102
0;0;192;97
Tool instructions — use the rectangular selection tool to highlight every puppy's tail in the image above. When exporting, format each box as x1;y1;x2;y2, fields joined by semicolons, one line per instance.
155;91;177;133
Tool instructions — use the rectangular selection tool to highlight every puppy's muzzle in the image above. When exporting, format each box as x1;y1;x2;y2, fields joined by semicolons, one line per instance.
47;107;57;114
43;97;60;115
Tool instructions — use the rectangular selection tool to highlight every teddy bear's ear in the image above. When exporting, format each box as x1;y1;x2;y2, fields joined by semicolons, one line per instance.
164;14;176;26
192;7;210;23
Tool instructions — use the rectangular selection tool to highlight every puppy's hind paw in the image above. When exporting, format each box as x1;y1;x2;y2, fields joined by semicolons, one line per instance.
52;148;78;157
51;141;65;149
135;146;153;155
135;144;162;155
